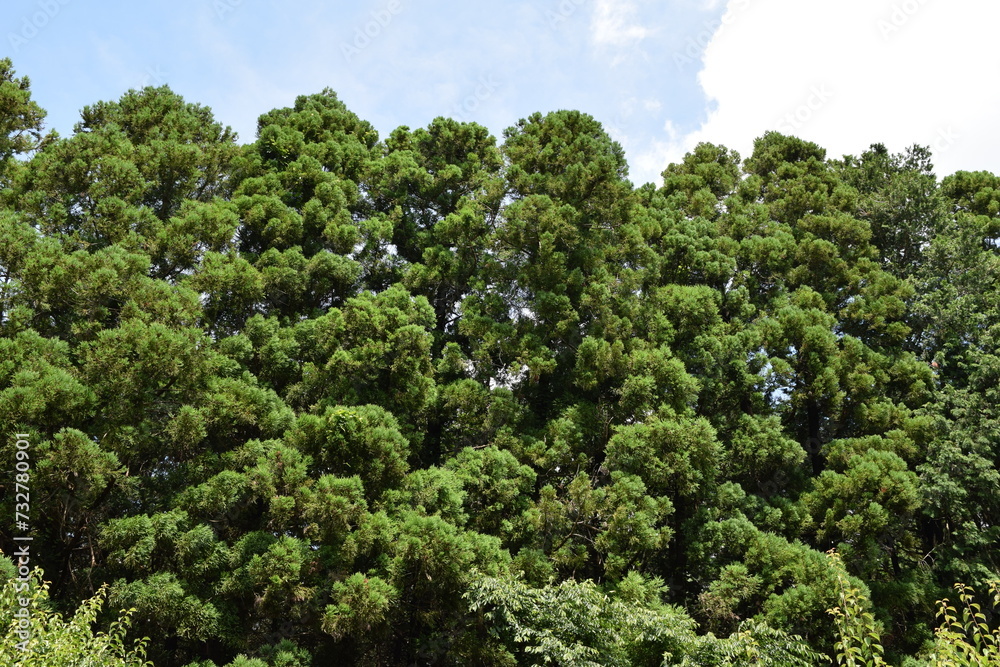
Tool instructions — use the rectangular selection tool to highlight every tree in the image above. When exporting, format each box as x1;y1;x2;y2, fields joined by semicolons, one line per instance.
5;67;1000;665
0;58;49;177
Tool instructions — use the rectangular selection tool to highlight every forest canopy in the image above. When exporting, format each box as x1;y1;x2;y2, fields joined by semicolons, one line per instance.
1;58;999;666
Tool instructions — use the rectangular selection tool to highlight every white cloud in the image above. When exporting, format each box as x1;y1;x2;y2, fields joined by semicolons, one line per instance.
620;119;682;186
590;0;651;49
604;96;668;184
656;0;1000;179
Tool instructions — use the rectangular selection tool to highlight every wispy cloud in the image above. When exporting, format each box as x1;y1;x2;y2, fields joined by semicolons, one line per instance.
590;0;651;49
626;119;680;186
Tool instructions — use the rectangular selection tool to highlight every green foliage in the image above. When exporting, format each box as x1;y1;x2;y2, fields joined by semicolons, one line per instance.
711;619;826;667
0;58;50;172
465;573;695;666
828;551;889;667
829;552;1000;667
466;573;824;667
926;581;1000;666
4;70;1000;666
0;570;152;666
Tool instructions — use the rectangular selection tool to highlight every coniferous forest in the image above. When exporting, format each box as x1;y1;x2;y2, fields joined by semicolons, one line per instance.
1;58;999;666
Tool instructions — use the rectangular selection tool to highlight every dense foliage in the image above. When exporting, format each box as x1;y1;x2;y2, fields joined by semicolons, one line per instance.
0;567;152;666
1;58;999;665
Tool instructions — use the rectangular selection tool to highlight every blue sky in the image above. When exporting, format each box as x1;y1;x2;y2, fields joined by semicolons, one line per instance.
7;0;1000;186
